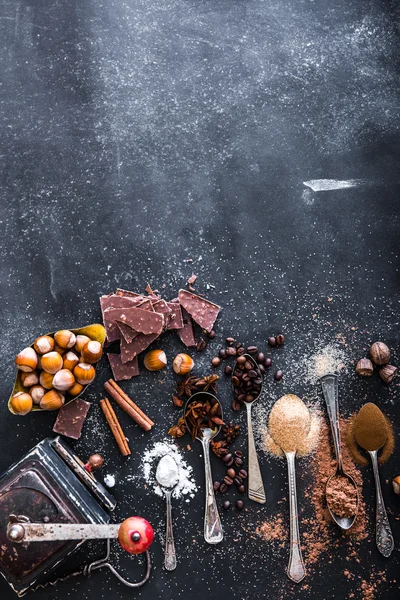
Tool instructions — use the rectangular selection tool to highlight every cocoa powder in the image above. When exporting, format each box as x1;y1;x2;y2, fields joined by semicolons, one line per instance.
326;474;358;518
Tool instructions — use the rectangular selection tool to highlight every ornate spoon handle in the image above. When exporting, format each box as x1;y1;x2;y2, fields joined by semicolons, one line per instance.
246;402;266;504
369;450;394;557
164;489;177;570
202;439;223;544
285;451;306;583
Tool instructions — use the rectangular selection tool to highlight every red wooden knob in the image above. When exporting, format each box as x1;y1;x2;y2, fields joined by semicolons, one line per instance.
84;454;104;472
118;517;154;554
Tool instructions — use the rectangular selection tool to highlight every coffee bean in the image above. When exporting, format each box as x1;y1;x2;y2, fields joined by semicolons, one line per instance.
219;348;227;359
248;369;257;378
219;483;228;494
238;394;245;402
234;457;243;466
256;352;265;363
237;347;245;356
264;357;272;367
222;500;231;510
226;458;234;467
234;450;243;458
231;375;240;387
235;341;242;349
274;370;283;381
233;476;242;486
238;485;246;494
222;453;232;463
268;337;277;347
213;481;221;491
254;377;263;385
244;360;253;370
207;330;216;339
238;469;248;479
225;347;237;357
232;400;241;411
247;346;258;354
236;500;244;510
211;357;221;367
224;476;234;486
276;334;285;346
258;364;265;375
245;394;254;402
236;355;246;365
226;337;235;345
224;365;233;376
227;467;236;478
196;338;207;352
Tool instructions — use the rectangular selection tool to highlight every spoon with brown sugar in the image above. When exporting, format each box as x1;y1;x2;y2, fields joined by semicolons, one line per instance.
268;394;310;583
353;403;394;557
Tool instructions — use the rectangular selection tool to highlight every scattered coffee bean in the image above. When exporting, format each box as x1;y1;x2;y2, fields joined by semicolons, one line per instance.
219;348;227;359
234;457;243;466
224;365;233;376
234;450;243;458
226;458;234;467
268;337;277;347
236;500;244;510
211;357;221;367
238;469;247;479
237;347;245;356
233;476;242;486
227;467;236;478
238;485;245;494
226;337;235;345
224;475;234;486
219;483;228;494
256;352;265;363
247;346;258;354
235;341;242;349
213;481;221;491
258;364;265;375
225;346;237;357
222;500;231;510
222;453;233;463
274;370;283;381
207;330;216;339
264;357;272;368
196;338;207;352
232;400;241;411
276;334;285;346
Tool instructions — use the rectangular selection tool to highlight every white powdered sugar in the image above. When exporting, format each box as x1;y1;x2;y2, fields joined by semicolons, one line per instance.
141;439;197;502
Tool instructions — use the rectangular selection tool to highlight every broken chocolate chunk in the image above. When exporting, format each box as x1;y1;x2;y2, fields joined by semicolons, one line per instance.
101;295;144;342
105;306;163;336
178;289;220;333
178;307;196;347
166;302;183;330
120;333;159;363
108;353;139;380
53;399;91;440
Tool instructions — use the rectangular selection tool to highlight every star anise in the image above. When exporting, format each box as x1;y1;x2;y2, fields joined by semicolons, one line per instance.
176;375;201;398
195;374;219;393
211;439;229;458
222;422;240;444
172;395;184;408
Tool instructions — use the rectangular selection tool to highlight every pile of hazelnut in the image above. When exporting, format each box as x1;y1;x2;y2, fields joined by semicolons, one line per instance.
355;342;397;384
11;330;103;415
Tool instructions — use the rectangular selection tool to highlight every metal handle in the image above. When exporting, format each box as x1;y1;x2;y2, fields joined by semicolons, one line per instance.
201;438;223;544
164;490;177;570
246;402;266;504
369;450;394;557
320;373;343;471
286;451;306;583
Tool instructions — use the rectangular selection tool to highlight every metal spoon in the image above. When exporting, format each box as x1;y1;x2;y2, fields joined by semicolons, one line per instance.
235;354;266;504
367;447;394;557
285;449;306;583
156;454;179;570
320;373;359;530
184;392;223;544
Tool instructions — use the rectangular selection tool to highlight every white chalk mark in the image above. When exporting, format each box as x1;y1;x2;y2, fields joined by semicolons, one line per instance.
303;179;367;192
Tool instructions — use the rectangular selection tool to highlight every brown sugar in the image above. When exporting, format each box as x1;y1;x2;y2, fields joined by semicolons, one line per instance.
268;394;311;453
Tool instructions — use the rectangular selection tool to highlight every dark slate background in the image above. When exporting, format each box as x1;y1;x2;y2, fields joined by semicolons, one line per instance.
0;0;399;598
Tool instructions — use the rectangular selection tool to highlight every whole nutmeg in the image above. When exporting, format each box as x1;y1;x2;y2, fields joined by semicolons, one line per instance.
73;363;96;385
40;389;65;411
172;353;194;375
39;371;54;389
15;347;38;373
41;351;63;374
74;335;91;354
370;342;390;366
68;381;84;396
81;340;103;364
392;475;400;495
53;369;76;391
63;351;80;371
33;335;55;355
355;358;374;377
21;370;39;387
10;392;33;415
30;385;46;405
54;330;76;349
379;364;398;384
144;349;167;371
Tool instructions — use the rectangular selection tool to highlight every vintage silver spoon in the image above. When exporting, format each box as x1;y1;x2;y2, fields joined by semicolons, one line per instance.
320;373;359;530
234;354;266;504
184;392;223;544
156;454;179;570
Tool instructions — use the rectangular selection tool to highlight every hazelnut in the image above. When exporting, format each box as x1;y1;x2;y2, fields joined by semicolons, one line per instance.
41;351;63;374
30;385;46;405
74;335;91;354
15;347;38;373
379;364;397;384
39;371;54;389
211;357;221;367
40;389;65;411
63;351;80;371
144;349;167;371
73;363;96;385
81;340;103;364
54;330;76;349
370;342;390;366
392;475;400;495
53;369;75;391
10;392;33;415
21;370;39;387
172;353;194;375
355;358;374;377
33;335;54;355
68;381;84;396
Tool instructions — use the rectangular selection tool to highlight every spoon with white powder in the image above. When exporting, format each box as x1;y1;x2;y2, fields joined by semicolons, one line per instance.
156;454;179;570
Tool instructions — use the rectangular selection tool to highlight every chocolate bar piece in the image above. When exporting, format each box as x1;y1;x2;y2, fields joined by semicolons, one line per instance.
166;302;183;330
101;295;144;342
120;333;159;363
52;399;91;440
117;298;154;343
115;288;141;297
108;353;139;380
106;306;163;336
151;299;172;329
177;307;196;347
178;289;220;332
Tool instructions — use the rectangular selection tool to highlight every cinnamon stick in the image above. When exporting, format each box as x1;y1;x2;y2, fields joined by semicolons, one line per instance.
100;398;131;456
104;379;154;432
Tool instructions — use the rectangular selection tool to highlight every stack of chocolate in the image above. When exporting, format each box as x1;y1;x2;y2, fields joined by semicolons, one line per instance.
100;287;221;381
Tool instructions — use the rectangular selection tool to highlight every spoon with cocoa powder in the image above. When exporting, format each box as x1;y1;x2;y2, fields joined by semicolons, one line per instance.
353;403;394;557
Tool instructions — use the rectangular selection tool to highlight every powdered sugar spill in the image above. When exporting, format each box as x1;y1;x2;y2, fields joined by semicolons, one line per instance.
103;474;116;488
140;439;197;502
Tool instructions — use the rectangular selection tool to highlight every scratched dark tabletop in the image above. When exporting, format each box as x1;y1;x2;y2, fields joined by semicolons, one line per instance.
0;0;399;598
